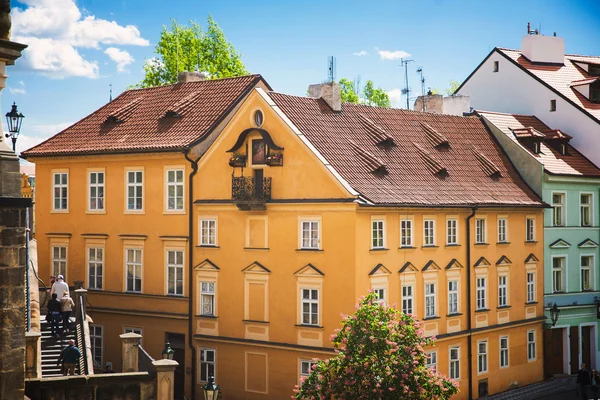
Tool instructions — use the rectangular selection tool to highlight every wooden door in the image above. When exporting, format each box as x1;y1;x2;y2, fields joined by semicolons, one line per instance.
582;326;592;370
571;326;580;374
166;333;186;400
254;169;264;199
544;328;564;378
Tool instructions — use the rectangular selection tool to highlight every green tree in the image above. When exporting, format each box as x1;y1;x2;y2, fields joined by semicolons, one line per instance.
362;80;391;108
339;77;359;103
294;292;459;400
445;80;460;96
137;16;248;88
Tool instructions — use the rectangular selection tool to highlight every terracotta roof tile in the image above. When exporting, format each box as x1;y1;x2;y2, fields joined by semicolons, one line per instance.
413;142;447;177
471;146;502;177
106;97;143;123
349;140;387;173
357;113;393;145
420;122;450;148
165;91;203;117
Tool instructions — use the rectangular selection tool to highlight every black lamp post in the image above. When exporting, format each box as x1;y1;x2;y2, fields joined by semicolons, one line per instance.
5;102;24;152
202;375;220;400
161;341;175;360
549;303;560;327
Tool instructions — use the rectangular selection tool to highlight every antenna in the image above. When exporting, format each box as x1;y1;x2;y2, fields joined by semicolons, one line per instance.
327;56;336;83
416;67;425;112
109;83;112;102
401;58;414;109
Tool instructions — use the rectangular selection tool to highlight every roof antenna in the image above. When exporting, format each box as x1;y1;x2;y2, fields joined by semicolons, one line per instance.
416;67;425;112
401;58;414;109
327;56;336;84
109;83;112;102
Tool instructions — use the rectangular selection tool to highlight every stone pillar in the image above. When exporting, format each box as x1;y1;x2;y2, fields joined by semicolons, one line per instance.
152;359;179;400
74;288;87;322
120;332;142;372
24;331;41;378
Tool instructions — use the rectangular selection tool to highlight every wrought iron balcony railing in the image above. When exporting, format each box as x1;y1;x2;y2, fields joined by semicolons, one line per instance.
232;176;271;209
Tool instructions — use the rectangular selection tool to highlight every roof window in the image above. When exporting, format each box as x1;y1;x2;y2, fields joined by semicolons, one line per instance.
164;91;202;118
471;147;502;178
420;122;449;149
349;140;387;175
589;64;600;76
105;97;143;124
413;142;448;178
357;114;394;147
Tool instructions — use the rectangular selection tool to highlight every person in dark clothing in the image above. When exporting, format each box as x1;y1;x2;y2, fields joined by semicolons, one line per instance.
57;339;81;376
47;293;62;337
578;363;591;400
591;370;600;400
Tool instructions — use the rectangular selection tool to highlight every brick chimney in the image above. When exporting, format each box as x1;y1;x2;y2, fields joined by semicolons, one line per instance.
308;82;341;112
177;71;206;83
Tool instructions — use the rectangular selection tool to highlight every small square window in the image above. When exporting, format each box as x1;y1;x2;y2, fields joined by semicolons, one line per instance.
493;61;499;72
550;99;557;112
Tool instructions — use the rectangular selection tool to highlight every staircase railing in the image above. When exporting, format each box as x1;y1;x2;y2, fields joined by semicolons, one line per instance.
74;289;94;375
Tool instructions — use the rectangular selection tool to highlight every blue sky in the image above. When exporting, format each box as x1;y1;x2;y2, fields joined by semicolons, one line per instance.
6;0;600;154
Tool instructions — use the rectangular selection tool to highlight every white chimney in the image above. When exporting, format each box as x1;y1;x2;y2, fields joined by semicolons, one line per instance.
308;83;341;112
522;34;564;65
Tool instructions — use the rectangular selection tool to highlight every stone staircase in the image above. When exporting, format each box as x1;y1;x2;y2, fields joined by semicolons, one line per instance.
40;316;79;377
486;376;577;400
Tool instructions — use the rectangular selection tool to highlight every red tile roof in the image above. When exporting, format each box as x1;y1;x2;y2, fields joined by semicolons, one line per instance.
22;75;267;158
268;92;543;207
478;110;600;177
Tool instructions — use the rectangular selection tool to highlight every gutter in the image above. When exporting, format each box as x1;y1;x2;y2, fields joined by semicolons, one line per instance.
466;207;477;400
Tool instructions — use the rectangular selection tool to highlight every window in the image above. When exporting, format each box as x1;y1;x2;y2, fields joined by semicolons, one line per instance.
402;285;413;315
550;99;556;112
533;141;541;154
560;144;568;156
200;282;215;316
552;193;565;226
448;280;459;314
125;248;142;292
88;171;104;211
478;341;488;373
424;219;435;246
447;219;458;245
371;219;385;249
498;275;508;307
493;61;499;72
581;256;593;291
425;283;436;318
590;64;600;76
527;330;536;361
374;288;386;305
527;272;535;303
52;246;67;278
400;219;413;247
200;219;217;246
300;360;316;379
166;169;184;211
526;218;535;241
301;289;319;325
53;172;68;210
88;247;103;290
581;194;592;227
199;348;216;382
126;170;143;211
552;257;565;293
475;219;486;244
592;81;600;103
497;218;507;243
301;220;320;249
90;324;103;367
167;250;184;296
124;327;142;335
500;336;509;368
449;347;460;379
476;277;486;310
426;351;437;372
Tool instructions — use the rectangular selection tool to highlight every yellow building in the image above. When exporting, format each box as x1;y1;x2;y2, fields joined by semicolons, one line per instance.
191;84;546;399
21;73;270;399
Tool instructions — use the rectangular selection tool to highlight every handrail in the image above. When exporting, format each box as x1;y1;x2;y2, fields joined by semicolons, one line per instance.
74;298;95;375
138;345;156;376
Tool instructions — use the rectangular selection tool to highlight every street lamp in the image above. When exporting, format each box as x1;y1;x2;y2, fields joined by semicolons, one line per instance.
549;303;560;327
5;102;24;152
202;375;220;400
161;341;175;360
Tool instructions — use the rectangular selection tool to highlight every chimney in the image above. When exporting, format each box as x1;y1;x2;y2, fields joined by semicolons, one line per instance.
308;82;341;112
413;94;470;116
177;71;206;83
522;26;564;65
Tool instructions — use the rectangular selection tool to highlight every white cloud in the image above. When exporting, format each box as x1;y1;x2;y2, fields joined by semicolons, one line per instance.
9;81;26;95
375;48;411;60
387;88;403;108
105;47;134;73
353;50;368;56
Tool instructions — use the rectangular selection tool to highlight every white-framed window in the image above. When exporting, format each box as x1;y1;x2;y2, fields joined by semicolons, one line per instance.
526;218;535;241
402;285;413;315
90;324;103;367
475;219;486;244
400;219;413;247
449;346;460;379
426;351;437;372
166;250;184;296
527;272;535;303
126;170;144;211
448;280;459;314
500;336;509;368
497;218;507;243
88;247;103;290
300;359;316;379
200;219;217;246
374;288;386;305
88;171;105;211
52;246;67;278
425;283;436;318
581;193;593;227
125;248;142;293
199;348;216;382
447;219;458;245
424;219;435;246
478;340;488;373
301;289;319;325
498;275;508;307
371;219;385;249
552;257;565;293
581;255;594;291
301;220;320;249
166;169;184;211
476;277;486;310
552;193;565;226
124;327;142;335
527;330;536;361
200;282;215;316
53;172;68;211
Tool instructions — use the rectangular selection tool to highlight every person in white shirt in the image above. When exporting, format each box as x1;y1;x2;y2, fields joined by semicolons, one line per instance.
51;275;70;301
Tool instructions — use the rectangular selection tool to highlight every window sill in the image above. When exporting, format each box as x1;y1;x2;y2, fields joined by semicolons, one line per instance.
370;248;389;252
421;245;439;249
446;313;463;317
196;245;220;249
295;249;323;252
86;210;106;215
497;241;511;245
525;240;538;244
445;244;461;247
243;319;269;324
295;324;324;329
124;210;145;214
474;243;489;246
423;316;441;321
166;294;185;298
196;314;218;319
244;247;269;251
163;210;186;215
398;246;416;250
525;301;539;305
50;210;70;214
475;308;490;313
497;305;512;310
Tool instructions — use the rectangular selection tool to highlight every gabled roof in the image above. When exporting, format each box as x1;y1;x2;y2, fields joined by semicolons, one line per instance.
22;74;269;158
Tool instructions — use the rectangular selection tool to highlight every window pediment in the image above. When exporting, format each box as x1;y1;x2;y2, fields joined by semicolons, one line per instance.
525;253;539;263
445;259;464;270
399;262;418;273
473;257;491;267
294;263;324;277
194;259;220;271
242;261;271;274
369;263;392;276
578;239;599;248
549;239;571;249
496;255;512;266
422;260;441;271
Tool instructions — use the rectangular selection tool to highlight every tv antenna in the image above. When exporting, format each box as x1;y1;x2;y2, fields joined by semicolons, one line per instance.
401;59;414;109
416;67;426;112
109;83;113;102
327;56;336;83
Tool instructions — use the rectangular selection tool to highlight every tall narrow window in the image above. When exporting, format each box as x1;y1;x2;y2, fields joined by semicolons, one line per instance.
90;324;103;367
400;219;413;247
527;330;536;361
581;194;592;227
497;218;507;243
552;257;565;293
476;277;486;310
449;347;460;379
89;171;104;210
498;275;508;307
425;283;436;318
475;219;486;244
525;218;535;242
371;219;385;249
552;193;565;226
424;219;435;246
301;289;319;325
126;170;143;211
166;169;184;211
527;272;535;303
53;172;68;211
493;61;499;72
200;282;215;316
167;250;184;296
52;246;67;278
199;348;216;382
200;219;217;246
301;220;320;249
500;336;509;368
426;352;437;372
447;219;458;245
581;255;593;291
448;280;459;314
300;360;316;379
88;247;103;290
550;99;557;112
478;341;488;373
125;248;142;293
402;285;413;315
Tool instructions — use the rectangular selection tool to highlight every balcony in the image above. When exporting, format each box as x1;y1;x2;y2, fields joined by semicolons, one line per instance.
232;176;271;210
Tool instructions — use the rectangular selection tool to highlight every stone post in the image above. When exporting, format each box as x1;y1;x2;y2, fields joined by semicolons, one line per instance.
152;359;179;400
24;331;41;378
74;288;87;322
120;332;142;372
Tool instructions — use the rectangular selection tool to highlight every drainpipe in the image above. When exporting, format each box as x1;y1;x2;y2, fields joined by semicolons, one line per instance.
466;207;477;400
184;150;200;400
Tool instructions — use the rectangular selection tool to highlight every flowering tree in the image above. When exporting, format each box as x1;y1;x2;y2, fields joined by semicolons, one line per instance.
294;292;459;399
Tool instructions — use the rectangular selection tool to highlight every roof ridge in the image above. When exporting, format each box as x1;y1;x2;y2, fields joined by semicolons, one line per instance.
476;109;541;118
471;145;502;177
349;140;386;173
420;121;449;148
124;74;264;93
357;113;394;145
106;97;143;123
412;142;447;176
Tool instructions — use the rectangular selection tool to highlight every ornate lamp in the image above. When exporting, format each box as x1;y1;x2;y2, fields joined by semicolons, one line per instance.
5;102;24;152
549;303;560;327
202;375;220;400
161;341;175;360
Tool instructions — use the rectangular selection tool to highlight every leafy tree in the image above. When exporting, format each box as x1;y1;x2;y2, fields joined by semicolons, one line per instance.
445;80;460;96
137;16;248;88
339;77;359;104
294;292;459;400
338;78;391;108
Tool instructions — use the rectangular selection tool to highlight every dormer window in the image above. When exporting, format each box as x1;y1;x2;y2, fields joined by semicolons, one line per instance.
533;141;541;154
589;64;600;76
591;81;600;104
560;143;568;156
